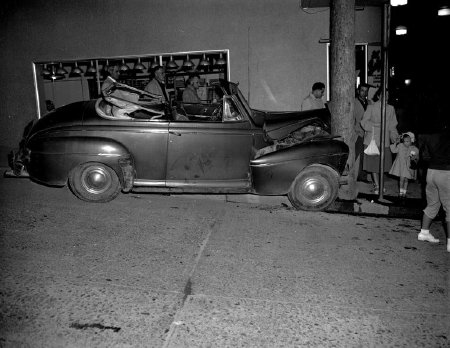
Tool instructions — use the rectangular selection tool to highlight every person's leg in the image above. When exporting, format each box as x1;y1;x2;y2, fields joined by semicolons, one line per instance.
446;220;450;252
433;169;450;251
399;176;405;196
419;213;440;243
421;213;433;230
372;173;387;194
372;172;379;193
356;136;366;181
419;169;440;243
403;178;409;195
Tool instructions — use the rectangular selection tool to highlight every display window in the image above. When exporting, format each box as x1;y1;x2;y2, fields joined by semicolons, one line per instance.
33;50;229;118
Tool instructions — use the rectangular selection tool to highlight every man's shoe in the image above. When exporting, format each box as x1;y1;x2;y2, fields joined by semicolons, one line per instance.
418;232;439;243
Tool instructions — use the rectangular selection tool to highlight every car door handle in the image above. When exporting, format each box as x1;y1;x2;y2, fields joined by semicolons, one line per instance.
169;131;182;136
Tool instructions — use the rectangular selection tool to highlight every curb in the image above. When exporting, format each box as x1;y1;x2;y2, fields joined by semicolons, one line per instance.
326;193;424;219
184;192;425;220
225;192;425;220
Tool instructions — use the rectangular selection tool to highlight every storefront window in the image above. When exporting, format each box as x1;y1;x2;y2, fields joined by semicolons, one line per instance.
34;50;229;118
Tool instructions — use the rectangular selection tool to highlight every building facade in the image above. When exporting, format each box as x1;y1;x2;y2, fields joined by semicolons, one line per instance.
0;0;381;165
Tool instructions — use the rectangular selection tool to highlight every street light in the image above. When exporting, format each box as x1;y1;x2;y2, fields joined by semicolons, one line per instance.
438;6;450;16
395;25;407;35
390;0;407;6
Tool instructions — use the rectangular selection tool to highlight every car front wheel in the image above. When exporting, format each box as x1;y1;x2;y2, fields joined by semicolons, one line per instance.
69;162;121;203
288;164;339;211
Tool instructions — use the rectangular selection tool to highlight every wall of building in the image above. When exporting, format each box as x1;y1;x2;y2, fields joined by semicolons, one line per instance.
0;0;381;165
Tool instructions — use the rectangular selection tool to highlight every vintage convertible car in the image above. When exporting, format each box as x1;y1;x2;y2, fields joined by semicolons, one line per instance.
8;79;348;211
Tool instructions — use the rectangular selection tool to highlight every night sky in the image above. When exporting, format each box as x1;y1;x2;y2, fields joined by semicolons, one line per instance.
389;0;450;87
388;0;450;132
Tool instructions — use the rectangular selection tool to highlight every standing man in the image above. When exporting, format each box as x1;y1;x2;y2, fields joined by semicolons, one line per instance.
417;122;450;251
182;75;201;103
301;82;326;111
145;65;169;102
354;83;371;182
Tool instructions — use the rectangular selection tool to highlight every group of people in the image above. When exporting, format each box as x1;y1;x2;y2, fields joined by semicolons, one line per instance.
301;81;418;197
301;81;449;252
102;63;202;105
355;84;449;252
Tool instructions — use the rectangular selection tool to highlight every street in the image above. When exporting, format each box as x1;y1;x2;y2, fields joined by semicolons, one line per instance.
0;174;449;347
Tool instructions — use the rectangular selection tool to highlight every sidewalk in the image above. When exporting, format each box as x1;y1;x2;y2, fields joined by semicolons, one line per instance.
327;174;426;219
226;174;426;219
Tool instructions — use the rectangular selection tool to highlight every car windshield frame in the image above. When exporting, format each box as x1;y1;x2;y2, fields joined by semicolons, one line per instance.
233;84;253;118
218;80;253;122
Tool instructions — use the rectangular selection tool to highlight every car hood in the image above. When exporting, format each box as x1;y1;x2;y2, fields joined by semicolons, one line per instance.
28;101;89;137
252;108;331;141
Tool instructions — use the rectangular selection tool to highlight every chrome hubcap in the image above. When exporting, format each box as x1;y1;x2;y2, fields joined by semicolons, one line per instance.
301;177;329;204
81;166;111;194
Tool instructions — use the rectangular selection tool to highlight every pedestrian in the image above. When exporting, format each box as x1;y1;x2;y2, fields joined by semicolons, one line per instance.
417;121;450;250
360;89;399;194
354;83;371;182
389;132;419;198
301;82;325;111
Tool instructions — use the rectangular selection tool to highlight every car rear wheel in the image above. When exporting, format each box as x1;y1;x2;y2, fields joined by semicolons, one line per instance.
69;162;121;202
288;164;339;211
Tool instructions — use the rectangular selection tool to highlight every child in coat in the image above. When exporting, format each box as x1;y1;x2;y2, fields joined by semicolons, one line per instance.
389;132;419;197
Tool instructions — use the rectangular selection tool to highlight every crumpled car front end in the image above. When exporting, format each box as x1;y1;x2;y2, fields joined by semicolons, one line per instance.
249;107;349;211
252;107;339;158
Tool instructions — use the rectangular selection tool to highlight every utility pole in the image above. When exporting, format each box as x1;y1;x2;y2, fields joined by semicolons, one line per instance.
378;2;391;202
329;0;357;200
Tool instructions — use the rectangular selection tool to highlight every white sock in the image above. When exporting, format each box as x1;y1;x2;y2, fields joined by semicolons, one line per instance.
420;229;429;235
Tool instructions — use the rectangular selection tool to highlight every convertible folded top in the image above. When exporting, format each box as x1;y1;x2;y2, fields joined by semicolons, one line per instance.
98;78;167;120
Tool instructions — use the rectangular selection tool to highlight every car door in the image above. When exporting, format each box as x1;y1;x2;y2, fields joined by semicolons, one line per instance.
122;119;169;186
166;98;253;190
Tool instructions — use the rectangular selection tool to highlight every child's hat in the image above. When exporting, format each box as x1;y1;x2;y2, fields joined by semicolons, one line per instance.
403;131;415;143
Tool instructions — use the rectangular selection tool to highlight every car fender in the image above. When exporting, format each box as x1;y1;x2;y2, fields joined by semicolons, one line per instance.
27;135;134;189
250;139;348;195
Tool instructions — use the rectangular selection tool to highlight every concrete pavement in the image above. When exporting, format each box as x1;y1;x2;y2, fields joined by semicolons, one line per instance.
0;174;449;347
